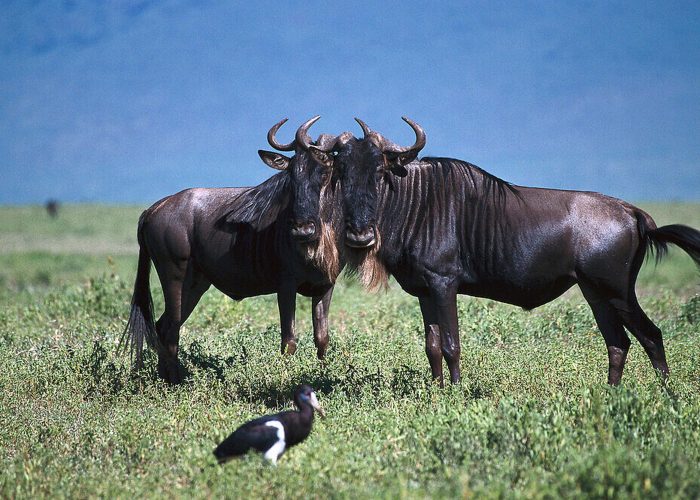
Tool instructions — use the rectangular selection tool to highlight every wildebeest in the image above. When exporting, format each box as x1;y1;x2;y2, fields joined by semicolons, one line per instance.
122;117;346;383
45;199;60;218
337;118;700;386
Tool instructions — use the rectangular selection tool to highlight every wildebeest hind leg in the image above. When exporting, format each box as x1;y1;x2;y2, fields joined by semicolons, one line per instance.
155;285;184;383
155;261;209;384
614;296;669;381
580;284;631;385
312;287;333;359
419;297;443;385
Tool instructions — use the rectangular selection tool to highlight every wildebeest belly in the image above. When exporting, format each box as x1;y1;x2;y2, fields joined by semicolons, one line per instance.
389;268;577;309
459;275;578;310
200;263;279;299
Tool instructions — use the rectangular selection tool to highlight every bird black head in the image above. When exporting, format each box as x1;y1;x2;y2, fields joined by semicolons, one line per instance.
294;385;325;417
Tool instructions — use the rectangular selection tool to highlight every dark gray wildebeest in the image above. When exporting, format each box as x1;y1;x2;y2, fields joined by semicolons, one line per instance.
335;118;700;387
45;199;59;218
122;117;348;383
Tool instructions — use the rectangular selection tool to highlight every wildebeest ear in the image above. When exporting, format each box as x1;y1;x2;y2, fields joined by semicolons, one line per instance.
389;164;409;177
258;150;290;171
308;146;334;169
384;150;417;175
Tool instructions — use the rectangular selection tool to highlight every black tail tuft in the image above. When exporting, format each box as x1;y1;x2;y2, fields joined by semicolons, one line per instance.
642;222;700;268
119;220;160;368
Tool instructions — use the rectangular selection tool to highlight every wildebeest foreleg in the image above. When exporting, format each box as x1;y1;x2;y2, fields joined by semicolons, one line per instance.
419;296;443;385
312;286;334;359
431;285;461;385
278;283;297;355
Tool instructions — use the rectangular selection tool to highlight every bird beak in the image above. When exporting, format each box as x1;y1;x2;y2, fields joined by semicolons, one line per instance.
309;392;325;418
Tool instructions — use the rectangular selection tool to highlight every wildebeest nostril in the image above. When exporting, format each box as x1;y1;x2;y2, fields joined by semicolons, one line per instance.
345;225;376;248
290;220;317;240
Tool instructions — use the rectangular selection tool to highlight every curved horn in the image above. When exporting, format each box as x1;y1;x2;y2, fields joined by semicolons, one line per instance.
354;117;372;138
295;115;321;151
391;116;426;153
267;118;295;151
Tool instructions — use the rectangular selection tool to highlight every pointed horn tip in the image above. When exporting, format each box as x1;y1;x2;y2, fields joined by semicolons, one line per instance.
268;117;289;131
401;116;418;126
403;116;426;148
299;115;322;129
354;117;372;137
268;117;289;132
296;115;322;149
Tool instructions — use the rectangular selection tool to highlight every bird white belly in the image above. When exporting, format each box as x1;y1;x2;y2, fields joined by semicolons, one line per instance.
263;421;286;464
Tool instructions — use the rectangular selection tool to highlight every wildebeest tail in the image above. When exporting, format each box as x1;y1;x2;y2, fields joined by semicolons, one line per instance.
637;211;700;267
120;218;160;368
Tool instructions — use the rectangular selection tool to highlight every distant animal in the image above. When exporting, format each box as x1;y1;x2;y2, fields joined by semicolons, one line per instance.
121;117;347;383
45;199;59;218
335;118;700;386
213;385;325;465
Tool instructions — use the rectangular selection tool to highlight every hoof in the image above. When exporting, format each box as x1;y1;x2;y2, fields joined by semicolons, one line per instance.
158;359;183;384
281;342;297;356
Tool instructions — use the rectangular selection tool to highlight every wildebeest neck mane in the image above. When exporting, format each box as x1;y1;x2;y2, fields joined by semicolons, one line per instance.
420;157;520;207
220;171;290;231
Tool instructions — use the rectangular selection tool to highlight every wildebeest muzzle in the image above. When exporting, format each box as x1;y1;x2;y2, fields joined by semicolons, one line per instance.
290;219;318;242
345;223;376;248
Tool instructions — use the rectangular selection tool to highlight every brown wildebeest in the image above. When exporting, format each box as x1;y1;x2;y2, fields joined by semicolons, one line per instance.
121;117;347;383
335;118;700;386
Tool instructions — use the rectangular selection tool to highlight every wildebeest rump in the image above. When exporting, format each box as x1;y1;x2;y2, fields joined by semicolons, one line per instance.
121;117;346;383
337;118;700;386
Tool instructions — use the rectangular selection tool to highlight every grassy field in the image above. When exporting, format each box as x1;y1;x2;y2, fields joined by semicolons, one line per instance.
1;203;699;498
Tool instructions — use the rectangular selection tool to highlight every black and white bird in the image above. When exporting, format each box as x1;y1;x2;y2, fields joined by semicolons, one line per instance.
213;385;325;465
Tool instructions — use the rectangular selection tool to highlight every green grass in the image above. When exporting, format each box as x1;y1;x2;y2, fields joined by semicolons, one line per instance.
0;203;699;498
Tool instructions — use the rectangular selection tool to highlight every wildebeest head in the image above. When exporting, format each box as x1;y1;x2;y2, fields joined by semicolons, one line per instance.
334;117;426;248
258;116;343;243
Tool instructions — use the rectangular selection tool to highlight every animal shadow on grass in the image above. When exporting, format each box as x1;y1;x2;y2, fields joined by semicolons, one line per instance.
222;371;343;410
178;340;244;383
80;340;137;398
177;341;340;408
220;363;438;410
338;363;492;401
